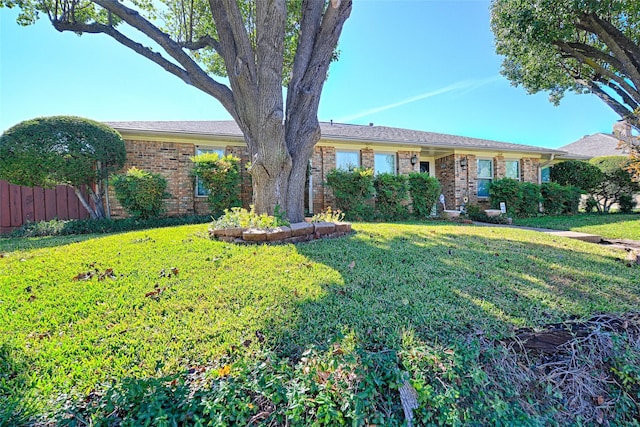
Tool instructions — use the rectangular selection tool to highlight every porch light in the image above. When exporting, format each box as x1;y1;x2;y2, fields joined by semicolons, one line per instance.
410;154;418;165
459;157;467;169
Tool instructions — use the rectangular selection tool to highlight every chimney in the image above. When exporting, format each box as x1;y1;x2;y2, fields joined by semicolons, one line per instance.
613;120;632;137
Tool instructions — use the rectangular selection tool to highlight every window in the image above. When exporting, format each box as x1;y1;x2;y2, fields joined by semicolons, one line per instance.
541;166;551;183
477;159;493;198
506;160;520;180
195;147;225;197
374;152;396;175
336;150;359;170
420;161;430;174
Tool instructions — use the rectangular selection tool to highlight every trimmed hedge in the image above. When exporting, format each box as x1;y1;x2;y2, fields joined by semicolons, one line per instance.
408;172;441;219
191;153;242;218
325;168;376;221
373;173;409;220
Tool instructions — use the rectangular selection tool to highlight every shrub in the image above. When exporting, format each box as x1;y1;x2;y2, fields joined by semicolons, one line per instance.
407;173;441;219
489;178;541;217
191;153;241;218
325;168;375;221
488;178;521;215
111;167;170;219
618;194;636;213
518;182;543;217
540;182;581;215
373;173;409;220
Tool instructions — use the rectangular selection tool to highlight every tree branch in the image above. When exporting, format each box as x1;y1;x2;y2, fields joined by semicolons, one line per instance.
88;0;237;119
555;40;640;104
579;13;640;91
179;35;221;52
578;77;636;121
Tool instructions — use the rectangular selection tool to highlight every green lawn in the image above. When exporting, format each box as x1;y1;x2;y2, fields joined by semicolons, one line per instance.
514;213;640;240
1;222;638;425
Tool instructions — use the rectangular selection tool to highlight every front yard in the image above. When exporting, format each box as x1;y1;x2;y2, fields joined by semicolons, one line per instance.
1;222;639;425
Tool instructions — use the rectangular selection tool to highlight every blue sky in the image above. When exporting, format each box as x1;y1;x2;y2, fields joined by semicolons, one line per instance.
0;0;620;148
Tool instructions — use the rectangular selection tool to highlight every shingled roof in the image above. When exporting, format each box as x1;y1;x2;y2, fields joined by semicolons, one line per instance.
559;133;629;159
106;120;565;155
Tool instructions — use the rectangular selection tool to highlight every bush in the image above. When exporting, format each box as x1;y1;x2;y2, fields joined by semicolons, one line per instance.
373;173;409;220
111;167;170;219
408;173;441;219
6;216;211;238
550;160;603;193
540;182;581;215
489;178;541;217
519;182;543;217
325;168;375;221
191;153;242;218
618;194;636;213
488;178;521;215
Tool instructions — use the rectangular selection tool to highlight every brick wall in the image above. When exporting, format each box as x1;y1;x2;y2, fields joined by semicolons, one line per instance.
361;148;374;170
494;155;506;179
521;157;539;183
398;150;420;175
110;140;196;218
435;155;455;210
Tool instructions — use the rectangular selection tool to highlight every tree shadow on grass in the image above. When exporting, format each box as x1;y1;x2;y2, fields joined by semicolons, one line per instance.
0;234;99;253
271;224;639;358
0;342;37;426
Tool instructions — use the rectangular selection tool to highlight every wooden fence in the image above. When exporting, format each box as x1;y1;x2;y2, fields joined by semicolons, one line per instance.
0;180;90;234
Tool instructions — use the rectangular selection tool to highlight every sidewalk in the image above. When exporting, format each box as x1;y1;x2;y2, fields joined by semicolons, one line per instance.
472;221;640;251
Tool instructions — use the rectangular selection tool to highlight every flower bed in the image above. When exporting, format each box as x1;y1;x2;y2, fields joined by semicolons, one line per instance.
209;221;352;244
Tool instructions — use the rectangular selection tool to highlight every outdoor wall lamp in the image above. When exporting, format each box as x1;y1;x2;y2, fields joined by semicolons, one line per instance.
459;157;467;169
410;154;418;165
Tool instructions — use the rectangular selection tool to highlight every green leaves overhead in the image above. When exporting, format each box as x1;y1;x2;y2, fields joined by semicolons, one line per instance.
491;0;640;127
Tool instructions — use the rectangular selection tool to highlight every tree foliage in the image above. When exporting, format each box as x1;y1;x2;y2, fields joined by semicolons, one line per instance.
491;1;640;146
2;0;353;222
0;116;126;219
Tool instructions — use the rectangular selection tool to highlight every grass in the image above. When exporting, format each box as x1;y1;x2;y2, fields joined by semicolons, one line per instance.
1;222;639;424
514;212;640;240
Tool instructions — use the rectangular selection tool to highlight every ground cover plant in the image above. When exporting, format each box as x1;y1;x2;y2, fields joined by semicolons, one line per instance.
1;222;639;425
514;213;640;240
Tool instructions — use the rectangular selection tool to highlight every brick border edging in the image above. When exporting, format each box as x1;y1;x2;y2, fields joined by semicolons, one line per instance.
209;221;352;244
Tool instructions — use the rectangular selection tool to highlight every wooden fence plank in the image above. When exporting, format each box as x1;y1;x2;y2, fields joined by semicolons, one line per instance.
56;185;68;219
44;188;57;220
33;187;46;221
0;181;10;228
67;186;79;219
9;184;23;227
21;186;35;224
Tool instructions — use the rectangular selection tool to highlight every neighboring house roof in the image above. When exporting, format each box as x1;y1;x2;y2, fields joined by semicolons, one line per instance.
106;120;565;156
559;133;629;159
